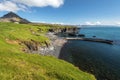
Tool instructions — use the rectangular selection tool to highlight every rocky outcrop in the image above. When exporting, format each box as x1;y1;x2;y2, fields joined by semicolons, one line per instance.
21;39;56;56
66;38;113;44
22;40;39;52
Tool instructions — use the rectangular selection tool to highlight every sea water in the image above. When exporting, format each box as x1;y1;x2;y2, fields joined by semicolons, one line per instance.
78;26;120;79
59;26;120;80
79;26;120;45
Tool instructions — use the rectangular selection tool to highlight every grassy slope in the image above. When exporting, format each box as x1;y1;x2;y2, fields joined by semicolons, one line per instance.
0;22;96;80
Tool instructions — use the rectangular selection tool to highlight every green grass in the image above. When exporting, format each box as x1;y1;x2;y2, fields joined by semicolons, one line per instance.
0;22;96;80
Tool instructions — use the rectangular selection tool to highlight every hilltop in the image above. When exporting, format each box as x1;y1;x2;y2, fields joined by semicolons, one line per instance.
0;12;30;24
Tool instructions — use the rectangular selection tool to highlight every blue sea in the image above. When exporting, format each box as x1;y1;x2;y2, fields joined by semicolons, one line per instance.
79;26;120;45
59;26;120;80
78;26;120;79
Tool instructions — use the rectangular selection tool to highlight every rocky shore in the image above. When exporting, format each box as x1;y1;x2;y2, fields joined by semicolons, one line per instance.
21;28;119;80
39;31;114;57
22;26;114;57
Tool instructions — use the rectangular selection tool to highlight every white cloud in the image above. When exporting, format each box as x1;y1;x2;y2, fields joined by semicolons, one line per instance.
85;22;94;25
13;0;64;8
115;21;120;25
51;22;65;24
31;20;66;24
0;1;20;12
96;21;101;25
85;21;102;25
0;0;64;12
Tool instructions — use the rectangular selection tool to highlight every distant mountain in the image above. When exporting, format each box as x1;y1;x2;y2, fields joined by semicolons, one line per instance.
0;12;30;24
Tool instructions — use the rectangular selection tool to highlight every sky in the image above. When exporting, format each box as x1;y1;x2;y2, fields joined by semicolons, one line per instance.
0;0;120;25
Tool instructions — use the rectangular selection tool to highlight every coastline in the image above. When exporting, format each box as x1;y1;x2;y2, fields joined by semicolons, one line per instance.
45;31;120;80
28;26;120;80
44;29;114;57
58;39;120;80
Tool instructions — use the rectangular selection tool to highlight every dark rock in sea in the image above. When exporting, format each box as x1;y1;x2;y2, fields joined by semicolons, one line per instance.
64;33;85;38
83;38;113;44
68;33;77;37
78;34;85;37
66;38;113;45
93;36;96;38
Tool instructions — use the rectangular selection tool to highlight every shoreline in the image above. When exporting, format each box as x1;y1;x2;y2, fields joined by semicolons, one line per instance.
58;39;120;80
29;30;120;80
46;32;120;80
41;31;114;58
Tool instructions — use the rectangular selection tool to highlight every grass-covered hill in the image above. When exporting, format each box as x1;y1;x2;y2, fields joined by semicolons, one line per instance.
0;22;96;80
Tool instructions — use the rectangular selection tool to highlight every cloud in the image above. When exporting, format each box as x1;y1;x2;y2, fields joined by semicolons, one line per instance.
0;0;64;12
96;21;101;25
85;21;102;25
13;0;64;8
0;1;20;12
115;21;120;25
85;22;94;25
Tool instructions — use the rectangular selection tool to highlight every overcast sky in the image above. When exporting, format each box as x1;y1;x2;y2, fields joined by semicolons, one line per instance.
0;0;120;25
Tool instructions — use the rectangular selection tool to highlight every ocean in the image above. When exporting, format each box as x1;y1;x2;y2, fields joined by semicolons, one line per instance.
59;26;120;80
79;26;120;45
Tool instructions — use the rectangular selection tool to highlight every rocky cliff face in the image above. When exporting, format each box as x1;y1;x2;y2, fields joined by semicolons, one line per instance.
0;12;30;24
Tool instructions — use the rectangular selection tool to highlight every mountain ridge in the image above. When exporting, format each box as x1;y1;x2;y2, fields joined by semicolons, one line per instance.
0;12;30;24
